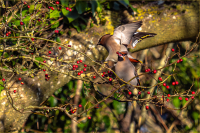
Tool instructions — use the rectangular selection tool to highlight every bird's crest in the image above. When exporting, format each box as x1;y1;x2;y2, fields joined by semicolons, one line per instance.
97;34;111;45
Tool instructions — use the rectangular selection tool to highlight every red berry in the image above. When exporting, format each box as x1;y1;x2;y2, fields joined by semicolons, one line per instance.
83;68;86;71
75;65;78;68
88;116;91;119
180;59;183;62
31;38;34;41
77;61;80;64
177;60;180;63
153;70;157;74
48;51;51;54
145;69;148;72
171;48;175;52
6;33;9;36
66;7;69;10
102;74;104;77
147;68;150;72
27;5;30;8
175;81;179;85
55;30;58;33
78;72;81;76
31;53;33;55
178;97;182;100
8;31;11;34
24;2;27;4
172;82;175;86
93;76;96;79
166;99;169;102
59;47;61;50
80;70;83;74
166;85;170;89
51;7;54;10
185;98;189;101
107;71;110;73
69;8;72;11
167;94;170;97
68;45;71;47
56;1;59;4
191;96;194;99
13;90;17;93
2;78;5;81
38;19;41;22
138;91;141;95
103;72;106;75
73;65;76;68
163;83;166;86
84;64;87;67
20;22;24;25
78;104;82;108
128;91;132;95
109;78;112;81
43;60;46;63
192;91;195;94
79;60;82;63
18;77;21;81
147;91;150;94
45;74;48;77
72;68;76;70
146;106;149;110
158;77;162;81
21;82;24;85
43;69;46;71
48;6;51;9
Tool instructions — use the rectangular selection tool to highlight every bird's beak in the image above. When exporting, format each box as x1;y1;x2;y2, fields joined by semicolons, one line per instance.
123;56;126;61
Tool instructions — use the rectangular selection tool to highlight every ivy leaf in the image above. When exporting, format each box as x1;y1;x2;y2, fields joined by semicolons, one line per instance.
50;10;61;18
103;116;111;128
76;1;88;14
90;0;98;16
61;0;69;7
50;20;59;29
29;4;42;13
113;100;125;114
62;7;79;23
172;97;180;108
117;0;129;8
72;20;81;32
129;4;138;13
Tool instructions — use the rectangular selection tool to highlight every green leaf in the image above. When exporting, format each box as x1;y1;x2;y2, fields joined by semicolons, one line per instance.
80;24;86;30
76;1;88;14
22;10;28;17
192;112;199;121
56;37;61;43
90;22;93;28
14;20;20;26
62;7;79;23
112;2;120;11
67;81;73;91
29;4;42;13
61;0;69;7
113;100;125;114
103;115;110;128
0;81;4;93
22;16;31;25
50;10;61;18
129;4;138;13
172;97;180;108
48;96;58;107
117;0;129;8
72;20;81;32
50;20;59;29
90;0;98;16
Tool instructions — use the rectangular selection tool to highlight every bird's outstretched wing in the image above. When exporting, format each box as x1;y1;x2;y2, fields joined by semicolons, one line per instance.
130;32;157;48
113;21;143;45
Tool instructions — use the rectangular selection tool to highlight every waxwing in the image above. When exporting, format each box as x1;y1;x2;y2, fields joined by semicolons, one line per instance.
97;21;156;66
115;51;140;95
